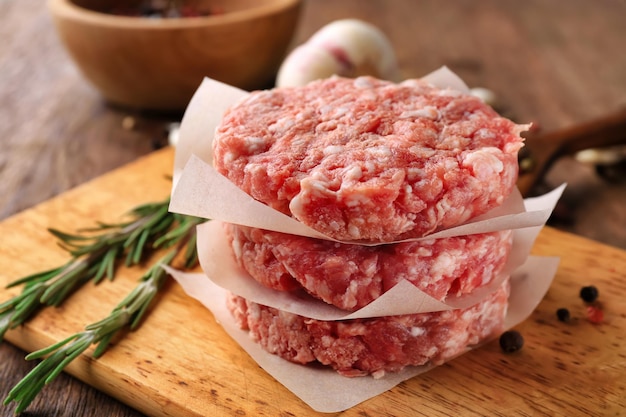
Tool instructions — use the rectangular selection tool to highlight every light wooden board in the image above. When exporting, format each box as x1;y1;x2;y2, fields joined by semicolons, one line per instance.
1;147;624;416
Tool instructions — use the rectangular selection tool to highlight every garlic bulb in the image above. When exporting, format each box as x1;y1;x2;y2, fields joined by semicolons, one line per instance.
276;19;399;87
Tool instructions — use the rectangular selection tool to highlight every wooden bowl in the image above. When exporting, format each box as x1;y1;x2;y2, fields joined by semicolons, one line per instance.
48;0;302;111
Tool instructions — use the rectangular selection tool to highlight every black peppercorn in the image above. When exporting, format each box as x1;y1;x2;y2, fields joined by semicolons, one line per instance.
556;308;570;322
580;285;599;303
499;330;524;353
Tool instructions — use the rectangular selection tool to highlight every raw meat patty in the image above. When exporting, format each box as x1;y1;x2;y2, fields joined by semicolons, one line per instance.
227;223;513;311
227;279;510;377
213;76;525;242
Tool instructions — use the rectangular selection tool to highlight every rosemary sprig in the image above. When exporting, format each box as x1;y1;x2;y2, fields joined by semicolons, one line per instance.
4;250;180;414
0;197;205;413
0;198;200;340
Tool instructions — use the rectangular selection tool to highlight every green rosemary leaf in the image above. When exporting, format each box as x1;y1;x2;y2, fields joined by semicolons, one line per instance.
0;286;47;339
26;333;79;360
183;233;199;269
47;228;91;242
4;266;63;289
4;248;184;413
93;332;115;358
93;248;117;284
2;194;206;413
39;259;90;306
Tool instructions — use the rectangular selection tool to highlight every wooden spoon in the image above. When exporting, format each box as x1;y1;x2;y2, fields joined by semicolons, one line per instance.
517;108;626;196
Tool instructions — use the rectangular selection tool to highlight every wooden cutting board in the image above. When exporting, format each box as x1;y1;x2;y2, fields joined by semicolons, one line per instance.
1;147;624;416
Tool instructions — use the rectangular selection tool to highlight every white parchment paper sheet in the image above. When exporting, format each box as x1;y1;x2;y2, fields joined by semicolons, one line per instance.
167;255;558;413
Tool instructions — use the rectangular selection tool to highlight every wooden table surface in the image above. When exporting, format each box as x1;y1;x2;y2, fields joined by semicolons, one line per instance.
1;0;625;416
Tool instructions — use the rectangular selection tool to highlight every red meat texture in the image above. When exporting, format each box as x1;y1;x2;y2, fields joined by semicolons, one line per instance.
213;76;524;242
227;280;509;378
227;224;513;311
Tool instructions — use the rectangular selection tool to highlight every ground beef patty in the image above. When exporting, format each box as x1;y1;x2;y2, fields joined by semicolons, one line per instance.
213;76;524;242
227;223;513;311
227;279;509;377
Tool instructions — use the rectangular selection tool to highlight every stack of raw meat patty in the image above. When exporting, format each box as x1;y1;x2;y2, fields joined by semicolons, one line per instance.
212;76;525;377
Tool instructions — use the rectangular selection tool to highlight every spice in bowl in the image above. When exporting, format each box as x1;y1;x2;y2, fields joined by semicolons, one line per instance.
107;0;223;18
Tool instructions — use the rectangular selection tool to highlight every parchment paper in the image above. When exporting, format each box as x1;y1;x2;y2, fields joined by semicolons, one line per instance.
167;255;559;413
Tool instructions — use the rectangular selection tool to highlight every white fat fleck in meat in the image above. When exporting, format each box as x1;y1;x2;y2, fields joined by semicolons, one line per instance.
223;151;236;164
400;106;440;120
443;158;459;172
243;136;266;153
316;120;338;132
289;195;306;216
481;264;495;285
320;105;349;118
309;180;333;198
320;335;333;348
361;257;377;276
302;273;315;287
408;145;438;159
410;327;426;337
268;117;295;133
243;163;266;176
323;145;345;156
299;171;338;198
441;135;465;150
435;199;452;221
295;109;313;122
327;220;341;231
354;77;375;88
416;247;433;257
366;146;392;161
371;370;386;379
463;148;505;179
343;281;360;309
364;161;376;174
443;330;466;352
430;252;458;278
474;128;496;140
344;192;369;207
248;303;261;320
342;165;363;181
413;177;443;202
430;251;464;277
338;322;368;337
347;223;361;238
406;167;426;181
